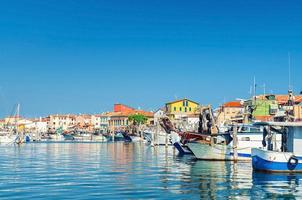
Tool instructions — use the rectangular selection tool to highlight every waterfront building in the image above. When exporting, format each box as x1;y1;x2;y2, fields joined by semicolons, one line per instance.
108;104;154;132
75;114;93;131
91;114;101;130
48;114;76;132
252;95;279;121
216;101;245;125
253;94;302;122
25;117;48;133
100;113;110;133
153;108;166;125
165;98;200;120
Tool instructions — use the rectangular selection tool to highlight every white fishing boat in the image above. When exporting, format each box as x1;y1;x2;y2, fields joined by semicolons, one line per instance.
143;129;171;145
92;134;107;142
252;121;302;172
187;124;279;161
0;134;18;144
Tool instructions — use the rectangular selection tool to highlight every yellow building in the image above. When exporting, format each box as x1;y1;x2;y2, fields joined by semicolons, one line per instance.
165;98;200;119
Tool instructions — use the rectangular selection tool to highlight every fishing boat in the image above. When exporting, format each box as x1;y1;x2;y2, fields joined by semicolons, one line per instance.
185;104;275;161
251;121;302;172
143;129;171;145
92;133;107;142
102;132;125;142
121;131;142;142
170;131;193;154
0;133;18;144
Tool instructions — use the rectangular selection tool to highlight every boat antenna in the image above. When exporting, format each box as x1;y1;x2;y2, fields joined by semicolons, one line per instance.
288;52;292;91
253;76;256;101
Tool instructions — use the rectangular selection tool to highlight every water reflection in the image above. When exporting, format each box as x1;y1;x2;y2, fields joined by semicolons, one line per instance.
1;142;302;199
252;172;302;199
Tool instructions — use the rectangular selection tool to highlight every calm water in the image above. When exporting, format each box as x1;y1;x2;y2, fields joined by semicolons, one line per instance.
0;142;302;199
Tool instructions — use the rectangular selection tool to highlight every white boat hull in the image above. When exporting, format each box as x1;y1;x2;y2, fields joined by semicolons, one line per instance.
143;131;171;145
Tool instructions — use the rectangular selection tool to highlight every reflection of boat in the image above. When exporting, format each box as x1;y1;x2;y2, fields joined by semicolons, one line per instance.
252;121;302;172
252;171;301;197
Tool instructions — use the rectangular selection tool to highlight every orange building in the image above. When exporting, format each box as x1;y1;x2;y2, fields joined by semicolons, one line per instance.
216;101;245;125
108;104;154;132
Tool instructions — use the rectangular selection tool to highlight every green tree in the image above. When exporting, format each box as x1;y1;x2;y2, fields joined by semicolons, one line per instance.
128;114;148;126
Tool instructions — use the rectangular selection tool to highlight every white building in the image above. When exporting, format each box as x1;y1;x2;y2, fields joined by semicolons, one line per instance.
48;114;76;131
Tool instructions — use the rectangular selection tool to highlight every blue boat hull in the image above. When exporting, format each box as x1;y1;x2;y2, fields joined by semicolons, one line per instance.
173;142;192;155
252;148;302;172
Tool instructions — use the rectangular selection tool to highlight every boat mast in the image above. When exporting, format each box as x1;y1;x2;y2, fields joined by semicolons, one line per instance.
288;52;292;91
15;103;20;135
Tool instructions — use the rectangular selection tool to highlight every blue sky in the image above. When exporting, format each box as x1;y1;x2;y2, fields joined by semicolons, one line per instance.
0;0;302;117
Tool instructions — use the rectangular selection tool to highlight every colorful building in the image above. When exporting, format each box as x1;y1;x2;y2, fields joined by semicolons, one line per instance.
216;101;245;125
165;98;200;119
108;104;154;132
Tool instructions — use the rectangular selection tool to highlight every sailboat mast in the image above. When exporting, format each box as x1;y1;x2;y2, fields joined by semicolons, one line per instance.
15;103;20;133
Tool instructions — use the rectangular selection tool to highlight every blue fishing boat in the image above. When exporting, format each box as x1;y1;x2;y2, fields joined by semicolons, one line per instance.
252;121;302;172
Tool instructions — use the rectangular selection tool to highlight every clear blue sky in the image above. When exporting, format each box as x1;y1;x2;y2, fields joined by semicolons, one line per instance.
0;0;302;118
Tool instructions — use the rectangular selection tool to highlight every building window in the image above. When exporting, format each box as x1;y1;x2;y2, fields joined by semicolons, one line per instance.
185;107;187;112
183;101;185;107
186;101;188;106
174;107;176;111
189;107;192;112
179;107;182;112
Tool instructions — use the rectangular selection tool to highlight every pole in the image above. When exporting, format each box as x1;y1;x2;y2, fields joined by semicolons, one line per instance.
233;125;238;162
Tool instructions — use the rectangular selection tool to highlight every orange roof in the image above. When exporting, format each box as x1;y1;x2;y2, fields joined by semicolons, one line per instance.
275;95;302;104
107;110;154;118
223;101;242;107
254;116;273;122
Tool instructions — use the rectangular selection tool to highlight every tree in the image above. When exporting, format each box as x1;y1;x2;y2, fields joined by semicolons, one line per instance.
128;114;148;126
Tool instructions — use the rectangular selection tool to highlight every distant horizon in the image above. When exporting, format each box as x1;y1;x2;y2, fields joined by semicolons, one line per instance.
1;0;302;118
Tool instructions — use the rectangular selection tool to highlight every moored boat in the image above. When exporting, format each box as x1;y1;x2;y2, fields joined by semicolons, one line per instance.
252;121;302;172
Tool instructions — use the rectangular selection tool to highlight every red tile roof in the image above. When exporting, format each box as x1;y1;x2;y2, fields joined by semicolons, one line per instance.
223;101;242;107
275;95;302;104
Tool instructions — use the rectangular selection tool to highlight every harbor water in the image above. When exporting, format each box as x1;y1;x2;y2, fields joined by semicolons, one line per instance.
1;142;302;199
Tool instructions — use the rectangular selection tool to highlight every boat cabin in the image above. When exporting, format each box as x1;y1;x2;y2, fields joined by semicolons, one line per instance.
254;122;302;154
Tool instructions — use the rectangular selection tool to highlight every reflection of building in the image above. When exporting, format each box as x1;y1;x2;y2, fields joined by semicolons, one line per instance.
108;104;154;132
165;98;200;119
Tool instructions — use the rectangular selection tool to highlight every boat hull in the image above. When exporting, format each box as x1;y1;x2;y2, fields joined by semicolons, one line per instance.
143;131;170;145
173;142;193;155
187;142;250;161
252;148;302;172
